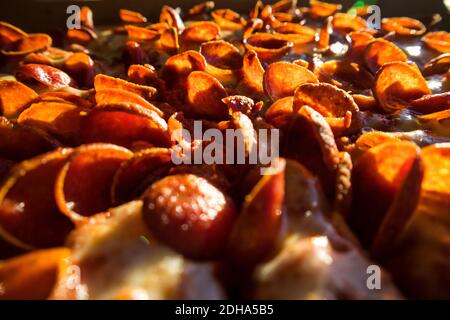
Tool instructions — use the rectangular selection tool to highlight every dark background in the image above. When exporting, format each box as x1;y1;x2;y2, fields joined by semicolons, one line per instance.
0;0;448;32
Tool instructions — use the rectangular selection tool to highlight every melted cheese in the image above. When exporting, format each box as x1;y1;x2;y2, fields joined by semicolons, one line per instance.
252;234;402;300
51;201;225;300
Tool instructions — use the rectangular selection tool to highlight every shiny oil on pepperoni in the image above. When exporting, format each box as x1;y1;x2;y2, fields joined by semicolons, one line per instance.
142;174;237;260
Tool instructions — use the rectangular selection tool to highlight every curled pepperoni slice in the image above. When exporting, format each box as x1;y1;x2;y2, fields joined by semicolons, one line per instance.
160;5;185;32
119;9;147;24
80;108;170;148
160;27;179;55
243;18;264;39
55;143;133;222
127;64;162;87
0;247;71;299
0;21;27;49
211;9;245;31
410;92;450;114
353;131;401;160
186;71;228;120
422;31;450;53
347;31;374;61
0;149;74;249
66;27;97;45
0;80;38;118
161;50;207;89
94;74;157;101
349;141;423;251
374;61;430;113
125;25;159;41
2;34;52;56
0;116;60;161
422;53;450;76
384;144;450;299
63;52;95;88
228;159;285;267
382;17;426;36
419;145;450;219
22;48;70;66
332;13;367;34
200;40;242;70
264;61;318;101
293;83;358;135
308;0;342;19
364;38;407;74
186;1;215;19
314;60;373;92
296;105;341;170
95;88;164;117
352;94;377;111
111;148;172;205
79;6;94;29
283;105;340;198
142;174;237;260
199;40;242;87
180;21;220;49
274;23;316;45
237;50;265;99
266;96;294;129
0;21;51;55
17;101;88;144
244;33;293;62
39;91;94;109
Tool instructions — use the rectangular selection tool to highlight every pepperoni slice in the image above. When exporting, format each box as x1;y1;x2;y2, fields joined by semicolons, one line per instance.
382;17;426;36
238;50;265;99
55;144;133;222
0;116;60;161
17;101;88;144
119;9;148;24
186;71;228;120
0;80;38;118
228;159;285;267
95;88;164;117
180;21;221;48
422;31;450;53
293;83;358;135
94;74;157;101
364;39;407;74
0;248;71;299
211;9;245;31
161;50;207;89
142;174;237;260
15;64;75;89
264;62;318;101
111;148;172;205
80;109;170;148
0;149;74;249
349;141;423;250
244;33;293;62
2;34;52;56
374;61;430;113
